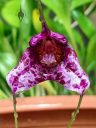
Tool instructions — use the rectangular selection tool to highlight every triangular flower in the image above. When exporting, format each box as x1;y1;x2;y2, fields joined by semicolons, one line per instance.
6;25;90;94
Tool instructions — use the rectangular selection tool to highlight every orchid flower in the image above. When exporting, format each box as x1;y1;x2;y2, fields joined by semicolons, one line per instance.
6;28;90;94
6;1;90;128
6;7;90;96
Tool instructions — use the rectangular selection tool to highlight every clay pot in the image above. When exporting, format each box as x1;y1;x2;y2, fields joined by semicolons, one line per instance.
0;96;96;128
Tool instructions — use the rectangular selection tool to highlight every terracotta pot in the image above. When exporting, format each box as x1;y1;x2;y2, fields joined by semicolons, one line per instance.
0;96;96;128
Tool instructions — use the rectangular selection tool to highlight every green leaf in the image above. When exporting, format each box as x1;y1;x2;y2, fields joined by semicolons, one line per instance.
20;0;34;42
86;35;96;66
72;11;95;38
0;0;8;11
0;89;8;99
0;20;4;38
71;0;92;10
87;60;96;73
41;0;71;35
1;0;20;27
0;38;15;53
73;30;85;63
0;53;17;77
42;0;71;23
19;0;37;52
0;73;11;97
44;8;67;35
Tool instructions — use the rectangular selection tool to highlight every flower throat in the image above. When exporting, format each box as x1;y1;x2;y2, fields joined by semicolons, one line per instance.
36;38;64;68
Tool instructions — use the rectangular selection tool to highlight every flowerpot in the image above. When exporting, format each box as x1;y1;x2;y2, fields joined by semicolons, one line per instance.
0;96;96;128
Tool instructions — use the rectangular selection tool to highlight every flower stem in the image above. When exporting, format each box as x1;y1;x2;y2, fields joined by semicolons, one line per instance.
37;0;45;25
13;93;18;128
66;94;84;128
37;0;49;33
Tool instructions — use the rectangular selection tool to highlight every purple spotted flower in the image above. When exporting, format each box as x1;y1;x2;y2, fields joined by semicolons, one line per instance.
6;22;90;95
7;0;90;96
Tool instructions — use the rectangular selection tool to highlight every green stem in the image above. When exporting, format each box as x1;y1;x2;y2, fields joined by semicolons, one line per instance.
13;93;18;128
37;0;46;25
66;94;84;128
37;0;49;31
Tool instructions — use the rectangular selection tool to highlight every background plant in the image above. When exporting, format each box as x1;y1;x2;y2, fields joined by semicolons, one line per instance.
0;0;96;99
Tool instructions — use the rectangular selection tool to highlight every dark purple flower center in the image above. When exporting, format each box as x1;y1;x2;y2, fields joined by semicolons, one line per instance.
36;38;64;68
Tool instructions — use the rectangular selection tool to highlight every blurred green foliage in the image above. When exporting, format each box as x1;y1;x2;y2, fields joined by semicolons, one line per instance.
0;0;96;99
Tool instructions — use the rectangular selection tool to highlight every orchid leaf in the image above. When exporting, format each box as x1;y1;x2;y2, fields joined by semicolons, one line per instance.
73;30;85;63
0;20;4;38
20;0;33;42
71;0;92;10
0;53;16;77
0;89;8;99
72;11;95;38
41;0;72;36
86;35;96;66
2;0;20;27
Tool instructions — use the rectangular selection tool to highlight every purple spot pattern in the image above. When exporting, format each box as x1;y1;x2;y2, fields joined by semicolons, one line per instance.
6;31;90;94
56;45;90;94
